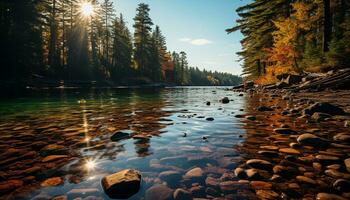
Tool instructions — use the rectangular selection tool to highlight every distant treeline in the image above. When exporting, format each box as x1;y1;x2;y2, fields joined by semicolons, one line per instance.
228;0;350;84
0;0;241;86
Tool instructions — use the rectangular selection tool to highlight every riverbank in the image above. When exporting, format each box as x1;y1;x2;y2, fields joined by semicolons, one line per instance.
228;85;350;199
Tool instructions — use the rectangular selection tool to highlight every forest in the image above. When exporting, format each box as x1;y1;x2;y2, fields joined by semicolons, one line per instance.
0;0;242;87
227;0;350;84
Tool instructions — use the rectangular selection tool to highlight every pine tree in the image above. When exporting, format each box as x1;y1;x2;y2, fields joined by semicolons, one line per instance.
111;14;133;82
133;3;153;78
100;0;115;70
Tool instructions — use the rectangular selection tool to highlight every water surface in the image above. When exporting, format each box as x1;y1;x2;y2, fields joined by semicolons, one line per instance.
0;87;248;199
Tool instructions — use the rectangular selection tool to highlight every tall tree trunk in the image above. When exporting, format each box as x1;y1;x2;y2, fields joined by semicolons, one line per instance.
48;0;58;71
323;0;332;52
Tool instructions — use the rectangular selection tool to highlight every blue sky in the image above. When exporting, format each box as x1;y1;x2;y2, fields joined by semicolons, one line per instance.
111;0;249;75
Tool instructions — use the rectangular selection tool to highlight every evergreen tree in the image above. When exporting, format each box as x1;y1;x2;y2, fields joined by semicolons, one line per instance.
133;3;153;78
100;0;115;70
111;14;133;82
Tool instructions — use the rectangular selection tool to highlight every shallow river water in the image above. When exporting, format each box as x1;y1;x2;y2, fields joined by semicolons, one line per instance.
0;87;249;199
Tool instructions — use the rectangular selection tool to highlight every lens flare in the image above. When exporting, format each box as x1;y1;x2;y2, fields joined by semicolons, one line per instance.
85;159;97;171
80;2;94;17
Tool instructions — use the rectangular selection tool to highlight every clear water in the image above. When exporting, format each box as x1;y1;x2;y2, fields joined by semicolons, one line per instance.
0;87;249;199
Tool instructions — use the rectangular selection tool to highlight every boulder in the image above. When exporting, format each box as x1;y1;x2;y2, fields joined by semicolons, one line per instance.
101;169;141;199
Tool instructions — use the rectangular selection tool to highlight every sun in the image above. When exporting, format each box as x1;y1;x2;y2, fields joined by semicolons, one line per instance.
80;2;94;17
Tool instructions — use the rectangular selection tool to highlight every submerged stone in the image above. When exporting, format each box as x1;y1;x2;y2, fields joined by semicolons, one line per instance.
101;169;141;199
145;184;173;200
110;131;130;141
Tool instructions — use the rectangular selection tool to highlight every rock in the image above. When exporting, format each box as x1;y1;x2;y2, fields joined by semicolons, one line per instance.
159;171;182;183
333;133;350;143
245;116;256;121
316;193;347;200
296;176;317;185
258;151;279;158
206;101;210;106
280;124;290;128
234;168;246;179
40;144;66;156
325;169;350;179
205;176;219;188
0;180;23;194
101;169;141;199
250;181;272;189
256;190;279;200
220;181;249;192
189;185;205;197
273;165;297;178
260;145;279;151
42;155;68;163
273;128;297;134
279;148;300;155
312;112;332;121
333;179;350;192
257;106;273;112
145;185;174;200
270;175;283;182
221;97;230;104
345;158;350;173
303;102;345;116
206;117;214;121
316;155;341;165
297;134;330;148
246;159;273;171
41;177;63;187
173;188;192;200
110;131;130;141
245;169;261;180
184;167;203;179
